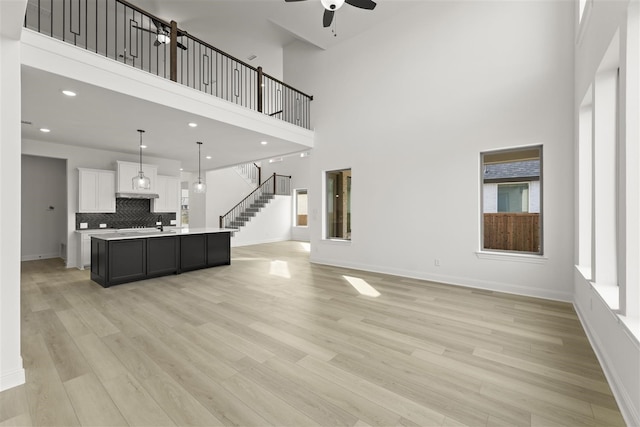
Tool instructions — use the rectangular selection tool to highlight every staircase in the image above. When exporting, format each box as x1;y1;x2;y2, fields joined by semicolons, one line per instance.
235;162;261;187
220;173;291;232
227;193;275;229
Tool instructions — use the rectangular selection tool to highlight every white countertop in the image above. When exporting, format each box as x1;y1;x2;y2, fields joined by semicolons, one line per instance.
75;227;179;235
90;227;235;241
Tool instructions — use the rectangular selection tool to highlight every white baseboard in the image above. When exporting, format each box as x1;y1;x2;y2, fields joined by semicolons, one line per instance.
21;253;61;262
574;302;640;427
310;256;573;302
231;236;290;248
0;367;25;392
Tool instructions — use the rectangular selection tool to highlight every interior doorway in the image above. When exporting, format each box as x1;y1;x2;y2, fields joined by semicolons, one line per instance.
21;155;68;261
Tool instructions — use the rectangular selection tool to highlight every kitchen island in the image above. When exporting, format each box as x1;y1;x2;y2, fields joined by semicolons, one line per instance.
90;228;233;287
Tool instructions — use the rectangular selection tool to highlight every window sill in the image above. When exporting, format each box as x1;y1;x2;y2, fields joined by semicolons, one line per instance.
322;238;351;245
575;264;592;281
475;251;547;264
590;281;620;311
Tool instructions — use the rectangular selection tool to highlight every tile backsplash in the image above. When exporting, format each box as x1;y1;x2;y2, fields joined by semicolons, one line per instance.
76;198;176;230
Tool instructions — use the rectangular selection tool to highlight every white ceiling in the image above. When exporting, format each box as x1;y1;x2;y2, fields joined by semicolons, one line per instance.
21;0;415;172
21;66;311;172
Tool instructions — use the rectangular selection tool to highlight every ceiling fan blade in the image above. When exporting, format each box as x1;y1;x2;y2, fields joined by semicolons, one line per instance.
176;41;188;50
150;17;163;30
284;0;308;2
323;9;334;27
345;0;376;10
131;24;157;35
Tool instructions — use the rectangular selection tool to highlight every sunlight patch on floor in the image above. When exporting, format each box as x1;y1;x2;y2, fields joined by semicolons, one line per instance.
299;242;311;252
270;260;291;279
343;275;380;297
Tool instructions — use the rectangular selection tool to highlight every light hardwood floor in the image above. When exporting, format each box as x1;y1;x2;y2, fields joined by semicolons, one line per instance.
1;241;625;426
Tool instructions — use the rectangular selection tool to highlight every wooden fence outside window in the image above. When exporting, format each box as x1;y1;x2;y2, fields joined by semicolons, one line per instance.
483;213;540;253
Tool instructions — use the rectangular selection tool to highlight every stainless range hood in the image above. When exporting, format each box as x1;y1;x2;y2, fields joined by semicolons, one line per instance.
115;192;159;199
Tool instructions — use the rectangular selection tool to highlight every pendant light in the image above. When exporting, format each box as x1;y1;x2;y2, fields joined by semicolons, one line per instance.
132;129;151;190
193;141;206;193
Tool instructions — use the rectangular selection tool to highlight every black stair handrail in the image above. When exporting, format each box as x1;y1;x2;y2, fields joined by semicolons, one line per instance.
219;173;291;229
23;0;313;129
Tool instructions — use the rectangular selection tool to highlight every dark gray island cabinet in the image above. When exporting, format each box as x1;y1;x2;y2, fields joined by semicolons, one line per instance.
90;229;231;287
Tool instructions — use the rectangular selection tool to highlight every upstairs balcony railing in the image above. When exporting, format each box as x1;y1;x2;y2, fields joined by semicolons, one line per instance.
23;0;313;129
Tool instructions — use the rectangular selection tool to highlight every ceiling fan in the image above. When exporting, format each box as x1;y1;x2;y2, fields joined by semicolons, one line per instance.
131;18;188;50
285;0;377;28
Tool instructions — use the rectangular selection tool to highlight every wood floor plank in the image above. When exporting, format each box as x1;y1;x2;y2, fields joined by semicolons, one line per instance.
239;357;359;427
103;333;225;426
3;242;624;427
265;356;403;426
22;333;80;426
297;355;446;426
129;332;270;426
101;373;176;426
63;373;127;426
221;373;321;427
0;385;30;425
249;320;338;361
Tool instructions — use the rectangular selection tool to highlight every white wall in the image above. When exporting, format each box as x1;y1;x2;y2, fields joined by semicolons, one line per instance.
21;155;67;261
284;1;575;301
0;0;27;393
262;153;312;242
22;139;181;268
573;1;640;425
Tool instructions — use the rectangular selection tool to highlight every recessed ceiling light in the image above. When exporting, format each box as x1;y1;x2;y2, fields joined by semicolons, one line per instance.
180;168;183;171
205;155;212;160
188;122;198;128
40;128;51;133
261;141;268;145
62;90;77;97
140;145;147;149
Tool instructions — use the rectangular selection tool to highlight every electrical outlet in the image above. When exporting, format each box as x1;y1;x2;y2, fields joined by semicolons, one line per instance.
99;223;107;228
434;259;441;267
80;223;88;229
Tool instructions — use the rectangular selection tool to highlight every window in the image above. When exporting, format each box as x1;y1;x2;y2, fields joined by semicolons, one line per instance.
294;189;308;227
325;169;351;240
497;183;529;213
481;146;542;254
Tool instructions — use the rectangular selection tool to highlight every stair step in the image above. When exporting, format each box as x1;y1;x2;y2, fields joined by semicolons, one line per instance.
222;190;278;233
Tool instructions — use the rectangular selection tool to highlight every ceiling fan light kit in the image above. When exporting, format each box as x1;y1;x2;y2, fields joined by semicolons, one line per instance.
131;18;188;50
320;0;345;10
285;0;376;28
156;32;170;45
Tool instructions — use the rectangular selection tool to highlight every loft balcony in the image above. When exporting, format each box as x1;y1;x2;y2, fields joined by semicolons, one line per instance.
23;0;313;130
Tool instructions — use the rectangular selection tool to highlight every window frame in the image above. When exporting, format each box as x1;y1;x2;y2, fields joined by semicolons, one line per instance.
324;168;351;241
480;145;543;256
293;188;308;228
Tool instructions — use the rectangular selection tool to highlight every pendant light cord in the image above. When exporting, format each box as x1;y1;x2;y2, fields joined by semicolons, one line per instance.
197;141;203;182
138;129;145;173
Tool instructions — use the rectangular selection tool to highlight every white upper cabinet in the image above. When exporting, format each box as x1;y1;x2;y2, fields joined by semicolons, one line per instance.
78;168;116;213
116;161;158;194
152;175;180;213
